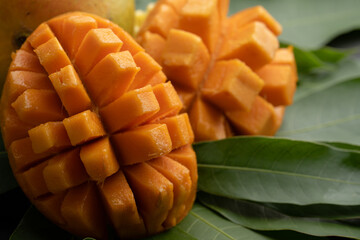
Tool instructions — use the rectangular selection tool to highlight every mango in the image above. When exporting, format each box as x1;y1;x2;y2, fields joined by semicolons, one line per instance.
0;12;197;240
137;0;298;141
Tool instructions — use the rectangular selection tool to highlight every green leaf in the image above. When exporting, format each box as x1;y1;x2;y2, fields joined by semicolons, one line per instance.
198;192;360;239
143;226;197;240
263;202;360;220
0;151;18;194
194;137;360;205
135;0;154;10
230;0;360;49
10;206;71;240
294;57;360;101
312;47;351;64
173;203;276;240
255;231;328;240
293;46;350;74
278;78;360;144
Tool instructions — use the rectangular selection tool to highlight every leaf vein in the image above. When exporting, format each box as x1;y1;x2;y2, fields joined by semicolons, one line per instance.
198;164;360;186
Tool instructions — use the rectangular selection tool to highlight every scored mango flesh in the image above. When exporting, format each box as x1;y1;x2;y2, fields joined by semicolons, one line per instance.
0;12;197;240
137;0;298;141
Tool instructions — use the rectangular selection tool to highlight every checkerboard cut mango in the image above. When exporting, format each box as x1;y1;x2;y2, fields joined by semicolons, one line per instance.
0;12;197;240
137;0;298;141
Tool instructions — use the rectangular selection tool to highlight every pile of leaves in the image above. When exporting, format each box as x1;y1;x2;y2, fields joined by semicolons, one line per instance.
2;0;360;239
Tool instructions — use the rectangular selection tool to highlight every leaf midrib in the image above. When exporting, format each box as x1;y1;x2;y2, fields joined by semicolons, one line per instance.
198;164;360;186
188;210;236;240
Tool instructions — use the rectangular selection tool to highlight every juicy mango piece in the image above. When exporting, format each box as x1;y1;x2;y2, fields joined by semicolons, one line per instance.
0;12;197;240
137;0;297;141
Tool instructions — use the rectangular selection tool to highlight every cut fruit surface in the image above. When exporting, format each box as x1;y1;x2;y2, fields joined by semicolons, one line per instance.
0;11;197;240
137;1;296;141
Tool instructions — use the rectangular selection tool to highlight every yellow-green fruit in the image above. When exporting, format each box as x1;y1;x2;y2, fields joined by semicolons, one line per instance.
0;0;135;90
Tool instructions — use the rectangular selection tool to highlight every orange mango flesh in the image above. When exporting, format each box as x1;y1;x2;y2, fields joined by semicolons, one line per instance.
49;65;92;116
137;31;166;64
60;182;108;239
1;107;33;149
149;82;183;121
226;5;282;36
162;29;210;90
123;162;174;235
9;50;45;73
61;15;98;59
28;121;71;154
148;156;192;228
99;85;160;133
137;1;297;140
8;137;52;173
34;37;72;74
80;137;120;182
0;12;197;240
34;193;66;226
129;51;165;90
62;110;106;146
189;97;227;141
43;148;88;194
157;113;194;149
226;96;278;136
74;28;123;76
111;124;172;166
5;71;53;104
99;170;147;239
27;23;56;49
85;51;140;107
202;59;264;111
11;89;67;126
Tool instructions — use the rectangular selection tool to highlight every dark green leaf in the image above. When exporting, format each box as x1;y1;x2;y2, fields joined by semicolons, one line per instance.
173;203;277;240
293;47;324;74
312;47;351;64
10;206;71;240
143;227;197;240
323;142;360;152
263;202;360;220
0;151;18;194
230;0;360;49
293;46;350;74
198;192;360;239
194;137;360;205
278;78;360;144
257;230;328;240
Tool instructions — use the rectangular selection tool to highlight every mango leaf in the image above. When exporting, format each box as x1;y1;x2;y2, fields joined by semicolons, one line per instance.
194;137;360;205
143;227;197;240
293;46;350;74
230;0;360;49
0;151;18;194
278;78;360;144
323;142;360;152
170;203;276;240
263;202;360;220
10;206;71;240
198;192;360;239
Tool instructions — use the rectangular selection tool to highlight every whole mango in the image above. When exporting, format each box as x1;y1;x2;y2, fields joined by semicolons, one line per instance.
0;12;197;240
